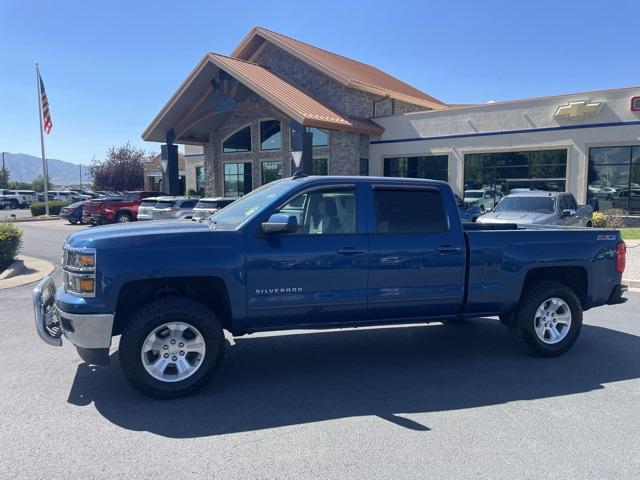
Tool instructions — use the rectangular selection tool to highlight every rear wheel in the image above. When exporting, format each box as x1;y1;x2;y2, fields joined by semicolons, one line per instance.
9;199;18;209
69;219;78;225
511;281;582;357
119;297;225;398
115;212;131;223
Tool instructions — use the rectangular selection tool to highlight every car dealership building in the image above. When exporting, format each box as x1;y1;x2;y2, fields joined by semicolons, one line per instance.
143;27;640;216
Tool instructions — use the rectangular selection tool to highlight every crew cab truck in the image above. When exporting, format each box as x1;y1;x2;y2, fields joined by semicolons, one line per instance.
82;191;159;225
33;176;628;398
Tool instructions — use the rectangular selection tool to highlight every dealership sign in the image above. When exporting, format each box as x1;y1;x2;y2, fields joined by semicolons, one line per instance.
632;96;640;112
554;100;603;119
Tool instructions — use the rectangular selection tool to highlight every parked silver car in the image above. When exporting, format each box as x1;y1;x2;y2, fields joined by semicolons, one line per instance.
191;197;236;222
136;197;162;221
151;197;199;220
463;188;502;213
477;191;593;227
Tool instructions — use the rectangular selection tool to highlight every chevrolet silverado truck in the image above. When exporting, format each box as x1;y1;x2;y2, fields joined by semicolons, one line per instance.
82;191;159;225
33;176;628;398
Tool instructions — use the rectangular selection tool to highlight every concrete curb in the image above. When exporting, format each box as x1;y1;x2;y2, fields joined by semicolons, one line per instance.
625;279;640;292
0;255;55;290
1;215;62;223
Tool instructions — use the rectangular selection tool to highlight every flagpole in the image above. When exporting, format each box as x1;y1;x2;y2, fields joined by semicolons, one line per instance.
35;62;50;216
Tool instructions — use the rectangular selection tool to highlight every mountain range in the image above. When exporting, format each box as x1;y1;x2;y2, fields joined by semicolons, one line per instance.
1;153;92;186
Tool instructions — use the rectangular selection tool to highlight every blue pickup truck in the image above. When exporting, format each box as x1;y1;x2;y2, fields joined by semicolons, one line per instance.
33;175;628;398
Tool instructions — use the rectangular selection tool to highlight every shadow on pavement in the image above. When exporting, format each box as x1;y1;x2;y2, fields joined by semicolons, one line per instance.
67;319;640;437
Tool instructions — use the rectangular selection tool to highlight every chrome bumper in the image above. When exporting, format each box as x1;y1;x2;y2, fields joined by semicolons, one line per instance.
32;276;115;349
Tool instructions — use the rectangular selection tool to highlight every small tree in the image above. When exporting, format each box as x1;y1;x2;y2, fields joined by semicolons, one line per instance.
0;166;9;189
8;180;32;190
31;175;53;192
89;142;146;191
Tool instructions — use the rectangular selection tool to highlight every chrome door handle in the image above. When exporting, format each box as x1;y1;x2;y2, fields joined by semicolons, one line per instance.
436;245;462;253
337;247;365;255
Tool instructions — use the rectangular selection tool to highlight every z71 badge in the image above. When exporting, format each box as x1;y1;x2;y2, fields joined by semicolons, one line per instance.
596;234;617;241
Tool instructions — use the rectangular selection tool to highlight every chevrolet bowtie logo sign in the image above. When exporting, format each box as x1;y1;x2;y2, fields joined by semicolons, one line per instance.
554;100;603;119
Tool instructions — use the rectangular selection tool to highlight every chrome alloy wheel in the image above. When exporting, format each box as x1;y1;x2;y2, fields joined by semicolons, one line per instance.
534;297;572;345
141;322;206;382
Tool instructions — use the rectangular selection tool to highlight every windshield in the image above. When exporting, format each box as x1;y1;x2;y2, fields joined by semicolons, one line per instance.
209;180;291;230
465;191;483;199
196;201;223;209
494;196;555;214
140;199;157;207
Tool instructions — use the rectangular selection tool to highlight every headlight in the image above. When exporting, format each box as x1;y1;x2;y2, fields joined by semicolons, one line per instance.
63;247;96;297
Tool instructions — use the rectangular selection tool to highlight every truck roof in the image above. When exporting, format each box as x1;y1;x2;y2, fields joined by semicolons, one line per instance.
286;175;449;187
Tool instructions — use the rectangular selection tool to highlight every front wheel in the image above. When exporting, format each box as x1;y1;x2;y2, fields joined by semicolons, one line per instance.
511;281;582;357
115;212;132;223
119;297;225;398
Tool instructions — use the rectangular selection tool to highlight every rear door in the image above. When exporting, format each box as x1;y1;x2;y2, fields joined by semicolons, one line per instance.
366;184;466;319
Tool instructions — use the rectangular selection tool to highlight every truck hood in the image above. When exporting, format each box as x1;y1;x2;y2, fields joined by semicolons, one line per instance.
477;211;553;224
66;220;211;248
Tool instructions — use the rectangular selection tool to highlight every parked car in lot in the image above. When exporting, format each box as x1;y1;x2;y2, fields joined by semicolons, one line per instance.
463;189;502;213
477;191;593;227
82;191;159;225
191;197;236;222
33;175;628;398
0;189;35;208
136;197;161;221
151;197;199;220
612;189;640;212
59;201;88;224
0;195;11;209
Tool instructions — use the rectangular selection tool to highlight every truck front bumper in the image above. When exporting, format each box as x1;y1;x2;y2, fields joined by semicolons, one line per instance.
33;276;114;365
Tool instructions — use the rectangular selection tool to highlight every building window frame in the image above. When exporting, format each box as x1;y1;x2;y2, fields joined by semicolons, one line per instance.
260;119;283;151
261;160;283;185
222;125;252;154
195;165;205;196
587;144;640;215
290;126;329;148
222;161;252;197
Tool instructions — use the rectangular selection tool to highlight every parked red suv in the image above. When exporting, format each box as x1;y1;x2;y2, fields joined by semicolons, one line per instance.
83;191;162;225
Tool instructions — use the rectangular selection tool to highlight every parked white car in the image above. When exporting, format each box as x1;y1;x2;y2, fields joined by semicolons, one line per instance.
136;197;162;221
0;189;36;208
151;197;199;220
191;197;236;222
463;189;502;213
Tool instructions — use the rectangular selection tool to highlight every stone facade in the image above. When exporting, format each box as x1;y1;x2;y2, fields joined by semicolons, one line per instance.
202;41;429;196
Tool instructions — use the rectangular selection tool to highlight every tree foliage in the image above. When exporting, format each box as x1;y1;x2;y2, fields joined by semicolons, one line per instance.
89;143;147;191
30;175;53;192
0;166;9;189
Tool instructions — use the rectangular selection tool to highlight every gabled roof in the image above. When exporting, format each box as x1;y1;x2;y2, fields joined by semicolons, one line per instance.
141;53;383;143
233;27;448;110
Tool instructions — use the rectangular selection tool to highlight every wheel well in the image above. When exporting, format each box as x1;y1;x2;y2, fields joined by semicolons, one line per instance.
113;276;233;335
521;267;588;307
116;209;132;218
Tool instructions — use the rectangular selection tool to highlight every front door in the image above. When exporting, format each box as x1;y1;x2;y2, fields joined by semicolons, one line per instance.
245;184;368;328
366;185;466;320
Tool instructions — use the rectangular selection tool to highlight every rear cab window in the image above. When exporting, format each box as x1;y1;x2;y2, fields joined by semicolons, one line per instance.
372;187;448;234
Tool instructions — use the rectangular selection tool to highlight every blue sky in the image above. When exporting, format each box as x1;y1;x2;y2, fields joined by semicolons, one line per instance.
1;0;638;164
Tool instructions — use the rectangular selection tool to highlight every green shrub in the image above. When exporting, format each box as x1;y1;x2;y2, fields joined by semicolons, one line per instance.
30;200;71;217
592;209;625;228
592;211;607;228
0;222;22;270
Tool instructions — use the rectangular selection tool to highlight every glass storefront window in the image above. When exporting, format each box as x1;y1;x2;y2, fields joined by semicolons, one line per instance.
223;126;252;153
383;155;448;181
260;120;282;151
360;158;369;176
588;146;640;214
261;160;282;184
195;166;205;196
464;149;567;205
290;126;329;148
223;162;252;197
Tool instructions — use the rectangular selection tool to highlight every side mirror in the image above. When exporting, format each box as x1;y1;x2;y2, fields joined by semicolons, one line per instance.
262;213;298;234
561;209;575;218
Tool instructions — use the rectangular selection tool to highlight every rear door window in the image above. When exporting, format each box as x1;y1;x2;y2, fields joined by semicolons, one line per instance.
180;200;198;209
373;188;448;234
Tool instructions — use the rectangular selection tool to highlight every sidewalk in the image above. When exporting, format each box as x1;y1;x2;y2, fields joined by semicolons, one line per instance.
624;240;640;289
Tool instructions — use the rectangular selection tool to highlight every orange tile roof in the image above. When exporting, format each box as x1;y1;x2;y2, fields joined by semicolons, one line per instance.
210;54;383;135
233;27;448;110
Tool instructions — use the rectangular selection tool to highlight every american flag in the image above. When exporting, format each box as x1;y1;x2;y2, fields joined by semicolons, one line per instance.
39;73;52;134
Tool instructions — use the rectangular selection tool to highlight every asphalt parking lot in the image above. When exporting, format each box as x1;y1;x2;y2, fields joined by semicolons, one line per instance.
2;219;640;479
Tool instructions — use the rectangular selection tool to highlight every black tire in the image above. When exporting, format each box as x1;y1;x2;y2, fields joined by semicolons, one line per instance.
115;212;132;223
511;281;582;357
119;297;225;399
69;219;78;225
9;199;18;209
480;204;486;213
586;221;592;228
